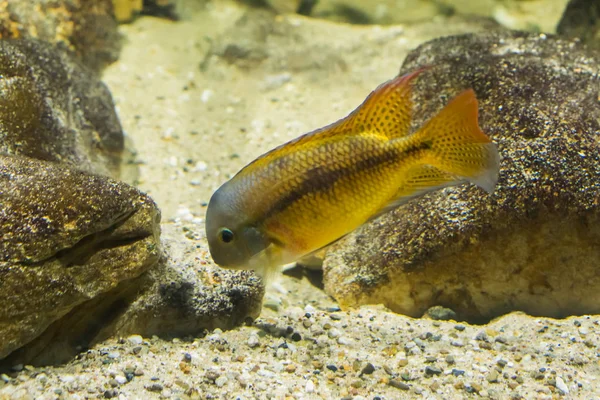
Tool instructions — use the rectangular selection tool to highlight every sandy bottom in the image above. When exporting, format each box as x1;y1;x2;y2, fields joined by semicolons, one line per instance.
2;1;599;399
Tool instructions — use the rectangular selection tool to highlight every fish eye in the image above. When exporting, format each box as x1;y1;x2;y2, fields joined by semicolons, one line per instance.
219;228;234;243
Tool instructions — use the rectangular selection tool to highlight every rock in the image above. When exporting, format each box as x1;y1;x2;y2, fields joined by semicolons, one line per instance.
0;39;125;179
557;0;600;48
0;155;161;362
0;0;120;72
310;0;565;32
423;305;457;321
104;223;265;340
323;31;600;322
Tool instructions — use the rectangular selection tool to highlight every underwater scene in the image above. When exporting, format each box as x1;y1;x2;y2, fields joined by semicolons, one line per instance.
1;0;599;398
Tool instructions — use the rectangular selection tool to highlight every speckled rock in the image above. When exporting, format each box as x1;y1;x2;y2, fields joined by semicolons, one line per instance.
0;0;120;72
557;0;600;47
0;154;161;362
0;39;124;179
107;224;265;339
323;31;600;322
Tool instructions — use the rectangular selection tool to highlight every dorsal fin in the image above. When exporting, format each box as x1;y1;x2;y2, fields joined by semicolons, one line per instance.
339;67;427;140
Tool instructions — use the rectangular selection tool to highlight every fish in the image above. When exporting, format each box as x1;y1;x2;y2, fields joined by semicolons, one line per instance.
205;68;500;279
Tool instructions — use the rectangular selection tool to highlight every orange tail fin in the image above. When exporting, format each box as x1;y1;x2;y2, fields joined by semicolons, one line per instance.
412;89;500;193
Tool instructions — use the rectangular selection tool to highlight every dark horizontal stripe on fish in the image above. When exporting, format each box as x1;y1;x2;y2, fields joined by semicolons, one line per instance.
265;140;431;217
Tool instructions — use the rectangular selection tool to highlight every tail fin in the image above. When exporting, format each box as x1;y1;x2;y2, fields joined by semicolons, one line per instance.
413;89;500;193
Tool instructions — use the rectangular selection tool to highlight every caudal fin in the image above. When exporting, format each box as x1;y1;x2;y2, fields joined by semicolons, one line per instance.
414;89;500;193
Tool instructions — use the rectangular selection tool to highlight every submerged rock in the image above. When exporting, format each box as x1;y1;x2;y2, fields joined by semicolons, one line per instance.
557;0;600;47
0;38;263;365
0;0;120;72
0;155;161;362
108;224;265;340
0;39;124;179
323;31;600;322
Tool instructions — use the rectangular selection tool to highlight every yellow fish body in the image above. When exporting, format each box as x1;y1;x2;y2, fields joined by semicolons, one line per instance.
205;69;500;278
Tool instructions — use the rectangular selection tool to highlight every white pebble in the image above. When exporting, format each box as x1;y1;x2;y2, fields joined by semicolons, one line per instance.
305;379;315;393
215;376;228;387
328;329;341;339
107;351;120;359
556;376;569;394
247;335;260;348
337;337;352;345
127;335;143;345
201;89;213;103
304;305;316;313
258;369;275;378
60;375;75;383
193;161;207;172
115;375;127;385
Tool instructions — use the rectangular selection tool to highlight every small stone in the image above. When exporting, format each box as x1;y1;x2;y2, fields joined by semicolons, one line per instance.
183;353;192;363
454;324;466;331
285;364;297;373
451;340;464;347
247;335;260;348
107;351;120;359
104;389;117;398
330;313;342;320
328;329;342;338
495;336;508;344
361;363;375;375
445;355;455;364
398;358;409;367
556;376;569;394
326;365;338;372
215;376;228;387
452;369;465;377
425;366;442;376
127;335;143;345
497;359;507;368
486;370;499;383
389;379;410;390
305;379;315;393
302;319;313;328
425;356;437;363
147;383;163;392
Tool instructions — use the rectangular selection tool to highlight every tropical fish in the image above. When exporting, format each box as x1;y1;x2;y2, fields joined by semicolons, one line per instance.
205;68;500;279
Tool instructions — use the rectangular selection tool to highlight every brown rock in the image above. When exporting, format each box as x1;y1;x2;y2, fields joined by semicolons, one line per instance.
0;0;121;72
323;31;600;322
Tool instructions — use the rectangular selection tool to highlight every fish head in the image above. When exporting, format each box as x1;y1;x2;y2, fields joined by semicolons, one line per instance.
205;184;272;270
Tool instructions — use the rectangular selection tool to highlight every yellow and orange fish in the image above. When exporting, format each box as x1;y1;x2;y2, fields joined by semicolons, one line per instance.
205;69;500;278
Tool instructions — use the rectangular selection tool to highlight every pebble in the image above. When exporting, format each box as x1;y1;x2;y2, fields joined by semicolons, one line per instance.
556;376;569;394
305;379;315;393
328;329;342;338
389;378;410;390
215;376;228;387
451;340;464;347
247;335;260;348
452;369;465;377
361;363;375;375
486;370;499;383
107;351;120;359
425;366;442;376
127;335;143;345
454;324;466;331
